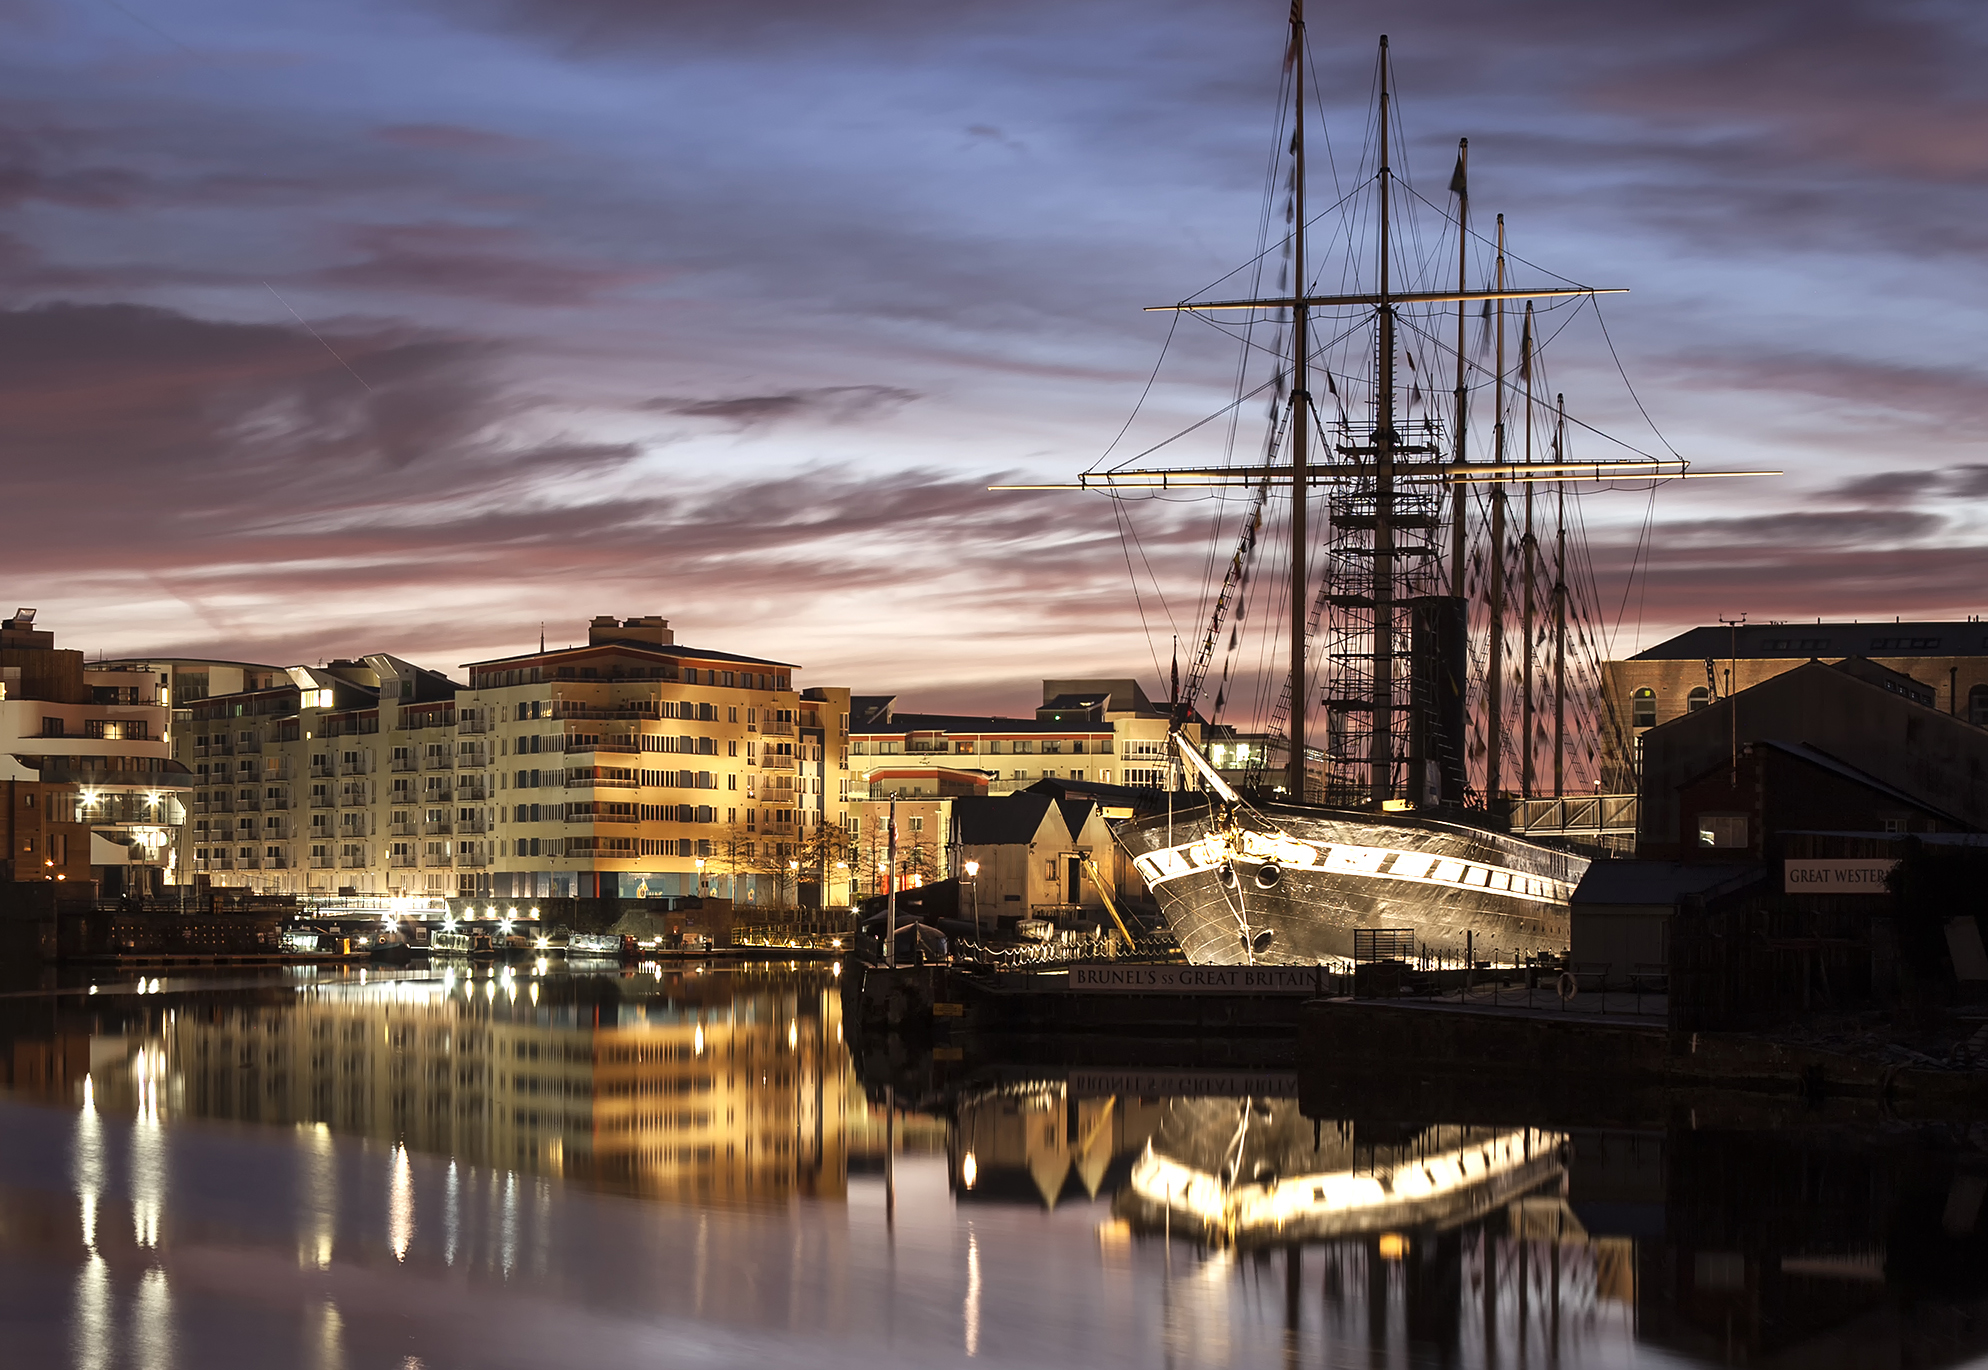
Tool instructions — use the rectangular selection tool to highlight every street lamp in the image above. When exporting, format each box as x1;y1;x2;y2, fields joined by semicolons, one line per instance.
695;857;707;895
963;860;981;941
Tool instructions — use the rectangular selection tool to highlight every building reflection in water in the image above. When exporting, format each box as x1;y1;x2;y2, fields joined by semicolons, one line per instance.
60;964;851;1207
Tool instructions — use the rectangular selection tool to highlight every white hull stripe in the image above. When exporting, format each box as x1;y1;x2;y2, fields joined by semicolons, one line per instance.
1132;834;1575;906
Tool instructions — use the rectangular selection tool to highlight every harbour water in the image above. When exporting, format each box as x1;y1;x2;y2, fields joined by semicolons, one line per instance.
0;960;1982;1368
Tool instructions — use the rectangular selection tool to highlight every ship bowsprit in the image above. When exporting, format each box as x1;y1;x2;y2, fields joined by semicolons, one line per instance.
1115;801;1584;966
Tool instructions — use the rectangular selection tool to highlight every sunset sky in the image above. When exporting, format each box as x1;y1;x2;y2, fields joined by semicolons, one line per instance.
5;0;1985;717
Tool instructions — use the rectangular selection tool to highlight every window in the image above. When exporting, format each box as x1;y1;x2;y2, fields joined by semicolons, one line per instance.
1686;686;1710;713
1632;688;1656;729
1970;684;1988;727
1881;818;1909;834
909;817;924;833
1697;815;1748;849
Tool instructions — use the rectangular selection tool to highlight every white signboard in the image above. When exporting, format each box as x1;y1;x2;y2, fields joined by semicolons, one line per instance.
1782;859;1897;895
1065;965;1325;994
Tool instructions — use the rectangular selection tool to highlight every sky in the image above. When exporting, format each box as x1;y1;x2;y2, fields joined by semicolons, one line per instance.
4;0;1987;718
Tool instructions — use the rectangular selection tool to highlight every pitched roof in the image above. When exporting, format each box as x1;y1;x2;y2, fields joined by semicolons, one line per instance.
951;793;1066;846
1571;861;1764;907
1752;739;1973;828
1632;621;1988;661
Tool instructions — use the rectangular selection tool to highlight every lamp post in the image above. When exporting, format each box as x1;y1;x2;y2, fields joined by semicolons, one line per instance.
963;859;980;941
695;857;707;896
788;858;799;912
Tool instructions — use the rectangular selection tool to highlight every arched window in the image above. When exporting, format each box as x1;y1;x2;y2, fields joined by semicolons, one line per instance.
1971;684;1988;727
1687;686;1710;713
1632;688;1657;729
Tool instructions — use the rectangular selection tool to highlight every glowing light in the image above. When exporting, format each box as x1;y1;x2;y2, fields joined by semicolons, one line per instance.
962;1152;978;1189
442;914;456;932
693;1025;704;1055
534;935;548;949
1378;1232;1409;1261
831;961;842;978
788;1020;798;1049
963;861;979;878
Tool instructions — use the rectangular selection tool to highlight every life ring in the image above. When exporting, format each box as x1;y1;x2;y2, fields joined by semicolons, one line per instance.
1556;971;1578;1001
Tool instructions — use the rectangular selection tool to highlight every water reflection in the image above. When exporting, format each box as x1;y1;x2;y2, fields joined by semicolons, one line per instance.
0;966;1982;1368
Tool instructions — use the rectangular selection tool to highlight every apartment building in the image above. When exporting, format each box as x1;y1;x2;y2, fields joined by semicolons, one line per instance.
847;677;1195;798
1;610;185;894
463;616;847;903
170;616;852;905
178;654;465;893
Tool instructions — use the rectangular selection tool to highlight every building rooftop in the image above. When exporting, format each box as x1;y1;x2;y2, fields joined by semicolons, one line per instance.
1571;861;1764;907
1633;621;1988;661
851;709;1114;737
951;794;1064;846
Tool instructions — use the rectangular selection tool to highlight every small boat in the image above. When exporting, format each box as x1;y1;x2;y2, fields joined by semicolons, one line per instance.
368;930;414;964
428;927;473;956
565;931;627;958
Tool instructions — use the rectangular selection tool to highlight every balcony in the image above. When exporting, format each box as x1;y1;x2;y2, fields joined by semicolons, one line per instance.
759;720;796;737
262;856;290;871
390;756;417;772
309;762;335;778
389;854;416;869
458;717;489;734
567;775;639;789
457;747;488;768
456;818;488;834
420;852;453;868
455;851;489;868
339;854;369;870
193;741;233;757
194;796;234;814
309;855;334;870
338;757;372;776
261;796;291;811
456;777;489;801
568;812;639;826
578;739;640;754
424;753;454;771
758;753;797;772
421;821;453;836
310;794;335;809
338;791;369;808
551;703;657;721
388;822;417;837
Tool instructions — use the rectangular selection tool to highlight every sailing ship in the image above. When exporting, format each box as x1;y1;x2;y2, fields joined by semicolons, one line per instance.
1041;12;1763;965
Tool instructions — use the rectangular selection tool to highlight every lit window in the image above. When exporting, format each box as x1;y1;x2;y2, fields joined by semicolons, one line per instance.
1632;688;1656;729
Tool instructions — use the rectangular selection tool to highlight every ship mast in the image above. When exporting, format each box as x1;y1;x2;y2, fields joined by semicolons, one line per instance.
1368;36;1398;806
1485;215;1508;804
1448;139;1469;601
1287;0;1311;801
1553;393;1568;798
1520;300;1536;798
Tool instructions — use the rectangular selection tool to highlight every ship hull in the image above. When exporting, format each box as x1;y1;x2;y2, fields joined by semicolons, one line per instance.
1117;800;1585;965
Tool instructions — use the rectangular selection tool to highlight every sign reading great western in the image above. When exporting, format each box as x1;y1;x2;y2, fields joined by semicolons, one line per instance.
1066;965;1323;994
1782;859;1897;895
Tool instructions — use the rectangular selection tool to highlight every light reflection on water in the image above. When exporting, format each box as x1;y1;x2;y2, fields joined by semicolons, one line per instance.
0;963;1979;1369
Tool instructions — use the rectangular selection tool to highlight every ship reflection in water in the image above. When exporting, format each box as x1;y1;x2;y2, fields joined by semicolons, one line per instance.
0;967;1984;1368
